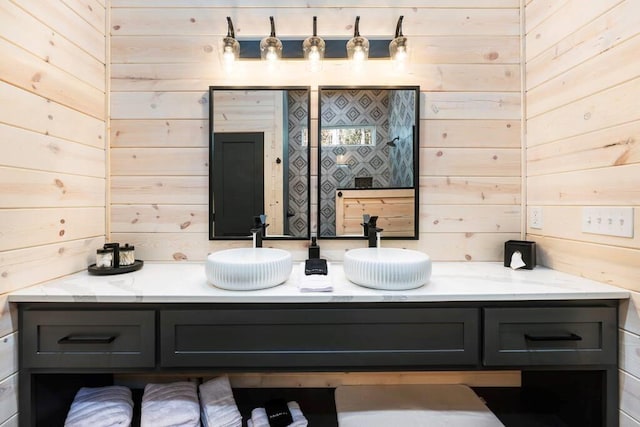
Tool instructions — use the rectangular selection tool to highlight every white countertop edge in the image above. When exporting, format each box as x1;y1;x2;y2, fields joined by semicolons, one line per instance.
8;261;631;304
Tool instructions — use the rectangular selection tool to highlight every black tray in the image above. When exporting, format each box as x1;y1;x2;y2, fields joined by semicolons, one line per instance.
88;260;144;276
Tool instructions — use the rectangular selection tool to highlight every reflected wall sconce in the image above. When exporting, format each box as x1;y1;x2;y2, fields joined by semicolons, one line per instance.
302;16;326;72
227;16;407;67
260;16;283;63
346;16;369;63
222;17;240;71
389;16;408;69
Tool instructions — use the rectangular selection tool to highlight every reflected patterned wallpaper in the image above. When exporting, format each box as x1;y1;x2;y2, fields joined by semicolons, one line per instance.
319;89;391;236
286;90;309;237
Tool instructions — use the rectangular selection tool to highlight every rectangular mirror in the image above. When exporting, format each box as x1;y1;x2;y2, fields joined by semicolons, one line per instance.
209;87;311;240
318;86;420;239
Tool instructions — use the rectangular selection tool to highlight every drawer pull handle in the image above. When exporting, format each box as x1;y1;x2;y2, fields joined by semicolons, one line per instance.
524;333;582;342
58;335;116;344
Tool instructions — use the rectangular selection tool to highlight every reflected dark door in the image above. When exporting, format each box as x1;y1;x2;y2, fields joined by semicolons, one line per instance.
212;132;264;236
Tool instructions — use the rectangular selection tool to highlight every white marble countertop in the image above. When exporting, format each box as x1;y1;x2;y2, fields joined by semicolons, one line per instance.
8;261;629;303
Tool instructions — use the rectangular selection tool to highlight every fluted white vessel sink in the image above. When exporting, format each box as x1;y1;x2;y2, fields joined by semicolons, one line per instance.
343;247;431;290
206;248;292;290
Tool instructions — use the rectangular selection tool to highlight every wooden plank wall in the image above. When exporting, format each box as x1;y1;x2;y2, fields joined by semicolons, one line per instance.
0;1;107;425
109;0;523;262
524;1;640;425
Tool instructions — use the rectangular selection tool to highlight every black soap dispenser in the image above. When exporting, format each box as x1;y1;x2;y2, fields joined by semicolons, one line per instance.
308;234;320;259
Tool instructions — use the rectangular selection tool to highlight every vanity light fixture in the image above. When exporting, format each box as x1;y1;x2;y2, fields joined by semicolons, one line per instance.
260;16;283;64
222;17;240;72
346;16;369;63
302;16;325;72
389;16;408;70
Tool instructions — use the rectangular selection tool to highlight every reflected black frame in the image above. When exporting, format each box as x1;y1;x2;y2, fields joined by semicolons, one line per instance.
208;86;312;241
317;85;420;240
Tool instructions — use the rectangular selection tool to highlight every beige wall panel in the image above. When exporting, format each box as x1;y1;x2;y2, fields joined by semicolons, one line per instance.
621;292;640;337
527;164;640;206
527;77;640;146
0;207;105;252
0;332;17;383
524;0;566;33
110;176;208;204
0;82;105;148
420;148;520;176
620;412;640;427
621;330;640;379
422;120;520;148
527;35;640;118
111;1;520;8
525;0;622;61
111;204;208;233
111;148;207;176
110;8;519;37
0;297;17;339
224;371;520;388
0;374;17;426
0;1;105;91
527;121;640;175
111;231;519;263
61;0;106;33
621;371;640;423
421;205;520;233
0;124;105;178
422;92;520;120
110;91;208;119
111;119;208;148
525;206;640;249
0;168;105;209
0;237;105;295
13;0;105;61
526;1;638;91
527;236;640;291
0;414;17;427
419;177;521;205
0;38;105;120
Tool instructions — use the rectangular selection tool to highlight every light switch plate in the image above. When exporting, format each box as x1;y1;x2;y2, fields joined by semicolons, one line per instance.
582;207;634;238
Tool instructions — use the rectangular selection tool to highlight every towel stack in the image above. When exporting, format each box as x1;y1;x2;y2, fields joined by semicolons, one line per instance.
247;401;308;427
199;376;242;427
64;385;133;427
140;381;200;427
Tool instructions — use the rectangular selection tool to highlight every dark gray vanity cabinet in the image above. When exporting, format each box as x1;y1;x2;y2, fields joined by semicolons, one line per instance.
18;301;620;427
161;307;479;368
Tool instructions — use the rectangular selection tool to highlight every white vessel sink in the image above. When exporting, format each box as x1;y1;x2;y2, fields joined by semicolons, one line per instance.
205;248;292;291
343;247;431;290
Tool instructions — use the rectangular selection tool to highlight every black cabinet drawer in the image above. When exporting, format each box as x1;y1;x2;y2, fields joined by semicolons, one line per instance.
22;310;155;368
161;308;480;369
483;307;616;366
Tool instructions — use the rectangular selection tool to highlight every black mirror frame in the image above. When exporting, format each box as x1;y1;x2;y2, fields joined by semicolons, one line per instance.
208;86;312;241
317;85;420;240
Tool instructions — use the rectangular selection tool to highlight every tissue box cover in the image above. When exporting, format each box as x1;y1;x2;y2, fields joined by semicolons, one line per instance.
504;240;536;269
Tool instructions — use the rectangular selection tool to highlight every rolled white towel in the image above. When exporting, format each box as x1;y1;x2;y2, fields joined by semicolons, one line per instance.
141;381;200;427
250;401;308;427
64;385;133;427
199;376;242;427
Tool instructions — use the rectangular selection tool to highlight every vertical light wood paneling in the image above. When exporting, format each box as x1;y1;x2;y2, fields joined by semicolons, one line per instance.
0;0;107;424
110;2;521;262
525;1;640;423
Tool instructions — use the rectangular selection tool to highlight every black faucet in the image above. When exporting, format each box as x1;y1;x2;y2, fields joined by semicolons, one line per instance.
250;216;269;248
361;215;383;248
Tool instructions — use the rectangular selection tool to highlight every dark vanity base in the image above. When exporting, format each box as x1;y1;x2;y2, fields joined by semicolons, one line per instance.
18;300;620;427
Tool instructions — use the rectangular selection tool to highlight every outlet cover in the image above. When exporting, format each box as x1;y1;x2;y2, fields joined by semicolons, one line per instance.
529;207;543;229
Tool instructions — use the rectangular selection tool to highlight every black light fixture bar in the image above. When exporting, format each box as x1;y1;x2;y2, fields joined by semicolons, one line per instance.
238;39;392;59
